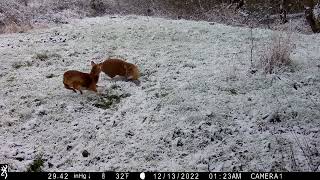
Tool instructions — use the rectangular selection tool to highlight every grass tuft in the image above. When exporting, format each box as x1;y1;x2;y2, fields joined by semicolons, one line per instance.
258;33;295;74
27;154;44;172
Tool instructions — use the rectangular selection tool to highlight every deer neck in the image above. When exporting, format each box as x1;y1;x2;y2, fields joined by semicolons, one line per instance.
90;73;99;83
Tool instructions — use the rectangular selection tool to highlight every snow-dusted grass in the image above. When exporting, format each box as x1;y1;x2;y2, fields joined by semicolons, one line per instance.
0;15;320;172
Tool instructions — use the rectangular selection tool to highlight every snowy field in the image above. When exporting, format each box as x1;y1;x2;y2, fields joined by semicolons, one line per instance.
0;15;320;172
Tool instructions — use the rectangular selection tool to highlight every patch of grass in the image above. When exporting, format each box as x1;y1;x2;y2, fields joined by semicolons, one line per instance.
12;62;24;69
32;52;61;63
292;133;320;172
12;61;33;69
183;63;196;69
93;98;114;109
46;74;57;78
229;88;238;95
27;154;44;172
68;51;80;57
6;76;15;82
110;84;121;90
50;53;62;59
155;92;169;98
93;93;131;109
34;53;49;61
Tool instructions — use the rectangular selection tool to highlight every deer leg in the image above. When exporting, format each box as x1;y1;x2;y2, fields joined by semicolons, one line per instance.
64;83;77;93
72;82;83;94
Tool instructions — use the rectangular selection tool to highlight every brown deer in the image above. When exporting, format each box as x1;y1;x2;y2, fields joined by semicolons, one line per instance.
63;61;102;94
100;58;140;85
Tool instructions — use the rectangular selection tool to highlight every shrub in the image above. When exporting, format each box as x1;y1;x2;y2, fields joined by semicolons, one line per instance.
258;33;295;74
0;0;32;34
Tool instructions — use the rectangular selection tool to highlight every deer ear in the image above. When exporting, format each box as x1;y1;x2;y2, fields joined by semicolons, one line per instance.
91;61;96;66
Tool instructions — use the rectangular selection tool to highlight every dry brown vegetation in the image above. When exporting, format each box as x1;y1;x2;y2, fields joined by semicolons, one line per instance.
258;33;295;74
0;0;318;34
0;0;32;33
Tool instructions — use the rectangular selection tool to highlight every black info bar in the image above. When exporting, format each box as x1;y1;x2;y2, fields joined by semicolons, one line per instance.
0;172;319;180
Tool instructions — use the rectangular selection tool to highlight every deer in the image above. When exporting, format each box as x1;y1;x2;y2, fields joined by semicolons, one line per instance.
63;61;102;94
99;58;140;85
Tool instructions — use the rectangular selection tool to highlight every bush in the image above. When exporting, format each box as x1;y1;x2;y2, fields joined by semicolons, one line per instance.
0;0;32;34
0;0;311;34
258;33;295;74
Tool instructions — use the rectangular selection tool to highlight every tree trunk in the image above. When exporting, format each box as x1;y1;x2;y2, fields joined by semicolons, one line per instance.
227;0;244;9
280;0;288;24
303;0;320;33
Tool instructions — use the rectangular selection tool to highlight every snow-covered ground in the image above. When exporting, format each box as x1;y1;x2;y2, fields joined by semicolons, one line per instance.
0;15;319;172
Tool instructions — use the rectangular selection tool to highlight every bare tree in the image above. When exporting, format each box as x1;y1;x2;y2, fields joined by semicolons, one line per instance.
280;0;288;24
